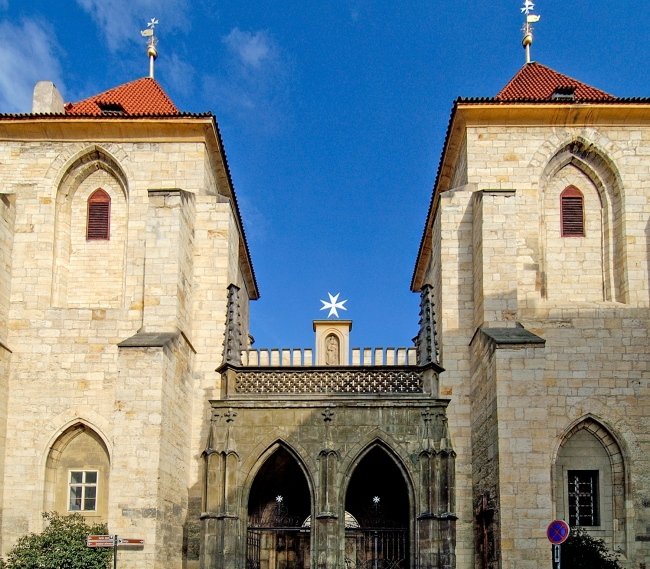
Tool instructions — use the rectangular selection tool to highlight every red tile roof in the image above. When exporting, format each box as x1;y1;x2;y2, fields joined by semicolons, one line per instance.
496;62;614;102
65;77;179;116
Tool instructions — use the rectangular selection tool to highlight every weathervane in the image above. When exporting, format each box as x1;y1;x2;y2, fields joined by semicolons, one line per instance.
521;1;540;64
320;293;347;318
141;18;159;79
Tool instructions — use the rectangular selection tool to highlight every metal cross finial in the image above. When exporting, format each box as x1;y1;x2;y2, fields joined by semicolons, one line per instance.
140;18;160;79
521;0;534;14
521;0;540;64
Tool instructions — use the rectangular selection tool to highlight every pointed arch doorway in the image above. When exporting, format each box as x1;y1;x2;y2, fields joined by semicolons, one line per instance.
247;446;312;569
344;446;410;569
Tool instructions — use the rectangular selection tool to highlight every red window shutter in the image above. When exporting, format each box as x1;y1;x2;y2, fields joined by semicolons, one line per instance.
561;186;584;237
87;189;111;240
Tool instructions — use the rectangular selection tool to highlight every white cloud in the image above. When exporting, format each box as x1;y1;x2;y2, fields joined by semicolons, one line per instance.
205;28;291;133
0;19;64;113
158;52;195;98
76;0;189;52
224;28;274;70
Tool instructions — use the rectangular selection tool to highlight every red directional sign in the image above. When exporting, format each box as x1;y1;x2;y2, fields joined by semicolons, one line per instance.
118;538;144;545
547;520;570;544
87;535;115;548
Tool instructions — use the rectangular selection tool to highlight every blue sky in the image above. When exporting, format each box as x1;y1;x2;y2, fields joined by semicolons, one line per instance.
0;1;648;352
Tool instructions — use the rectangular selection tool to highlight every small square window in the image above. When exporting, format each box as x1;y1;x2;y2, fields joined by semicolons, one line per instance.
68;470;98;512
568;470;599;526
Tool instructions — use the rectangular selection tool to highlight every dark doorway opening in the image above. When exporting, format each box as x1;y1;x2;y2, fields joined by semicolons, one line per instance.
344;447;409;569
247;447;311;569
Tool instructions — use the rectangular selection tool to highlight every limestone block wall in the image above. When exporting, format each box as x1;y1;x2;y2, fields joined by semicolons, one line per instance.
112;337;194;569
0;194;15;337
523;307;650;562
424;119;650;568
491;344;549;569
464;124;648;307
469;333;500;567
472;190;518;328
425;185;474;569
186;197;247;567
66;169;128;308
0;132;252;569
543;165;605;303
142;189;196;334
0;193;15;553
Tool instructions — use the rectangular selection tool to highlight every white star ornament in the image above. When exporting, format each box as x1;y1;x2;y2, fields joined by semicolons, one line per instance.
320;293;348;318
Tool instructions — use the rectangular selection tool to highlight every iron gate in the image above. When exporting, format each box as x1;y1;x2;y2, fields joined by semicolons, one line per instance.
344;499;408;569
247;496;310;569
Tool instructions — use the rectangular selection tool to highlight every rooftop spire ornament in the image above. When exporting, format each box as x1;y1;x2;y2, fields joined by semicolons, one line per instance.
320;293;348;318
141;18;159;79
521;0;540;64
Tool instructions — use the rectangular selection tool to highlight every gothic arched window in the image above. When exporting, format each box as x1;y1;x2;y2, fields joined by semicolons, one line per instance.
87;189;111;240
560;186;584;237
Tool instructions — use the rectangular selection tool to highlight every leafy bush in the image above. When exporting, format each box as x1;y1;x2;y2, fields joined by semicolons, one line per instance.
3;512;112;569
561;526;622;569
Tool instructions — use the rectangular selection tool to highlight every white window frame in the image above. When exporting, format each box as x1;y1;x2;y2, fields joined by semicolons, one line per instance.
68;470;98;512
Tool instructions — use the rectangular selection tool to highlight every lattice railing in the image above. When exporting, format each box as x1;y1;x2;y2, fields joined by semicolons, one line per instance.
234;368;424;394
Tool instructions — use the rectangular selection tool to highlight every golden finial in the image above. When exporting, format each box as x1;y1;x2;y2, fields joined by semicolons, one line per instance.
521;1;540;64
140;18;159;79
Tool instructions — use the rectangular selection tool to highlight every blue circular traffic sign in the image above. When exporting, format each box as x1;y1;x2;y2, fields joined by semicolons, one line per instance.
547;520;570;544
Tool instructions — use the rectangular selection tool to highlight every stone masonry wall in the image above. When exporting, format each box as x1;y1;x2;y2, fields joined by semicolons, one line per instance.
0;134;250;569
67;169;128;308
425;185;474;569
0;192;15;553
426;121;650;568
469;333;500;569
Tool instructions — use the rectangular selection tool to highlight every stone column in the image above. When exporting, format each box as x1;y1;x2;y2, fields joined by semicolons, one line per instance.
472;189;518;330
200;409;241;569
142;189;195;334
417;409;457;569
315;408;340;569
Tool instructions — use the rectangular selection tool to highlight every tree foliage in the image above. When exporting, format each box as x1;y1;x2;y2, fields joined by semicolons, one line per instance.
562;526;622;569
3;512;112;569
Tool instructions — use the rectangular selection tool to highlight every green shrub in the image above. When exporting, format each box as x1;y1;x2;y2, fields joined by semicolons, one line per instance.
3;512;112;569
561;526;622;569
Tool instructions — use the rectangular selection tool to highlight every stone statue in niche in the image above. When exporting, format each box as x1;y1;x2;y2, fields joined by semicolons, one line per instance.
325;334;339;366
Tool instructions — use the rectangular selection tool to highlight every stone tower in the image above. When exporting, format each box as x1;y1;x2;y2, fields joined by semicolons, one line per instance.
0;78;257;568
412;61;650;568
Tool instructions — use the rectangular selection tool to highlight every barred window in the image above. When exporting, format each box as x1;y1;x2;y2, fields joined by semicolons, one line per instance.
568;470;599;526
561;186;584;237
68;470;98;511
87;189;110;240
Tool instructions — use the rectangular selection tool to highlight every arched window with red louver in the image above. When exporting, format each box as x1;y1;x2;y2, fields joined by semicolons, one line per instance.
86;189;111;240
560;186;584;237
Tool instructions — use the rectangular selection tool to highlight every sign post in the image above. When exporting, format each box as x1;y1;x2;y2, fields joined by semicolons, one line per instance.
87;534;144;569
546;520;570;569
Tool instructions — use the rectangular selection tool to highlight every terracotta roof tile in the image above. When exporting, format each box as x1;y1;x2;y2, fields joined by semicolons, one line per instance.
65;77;179;116
496;62;615;102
